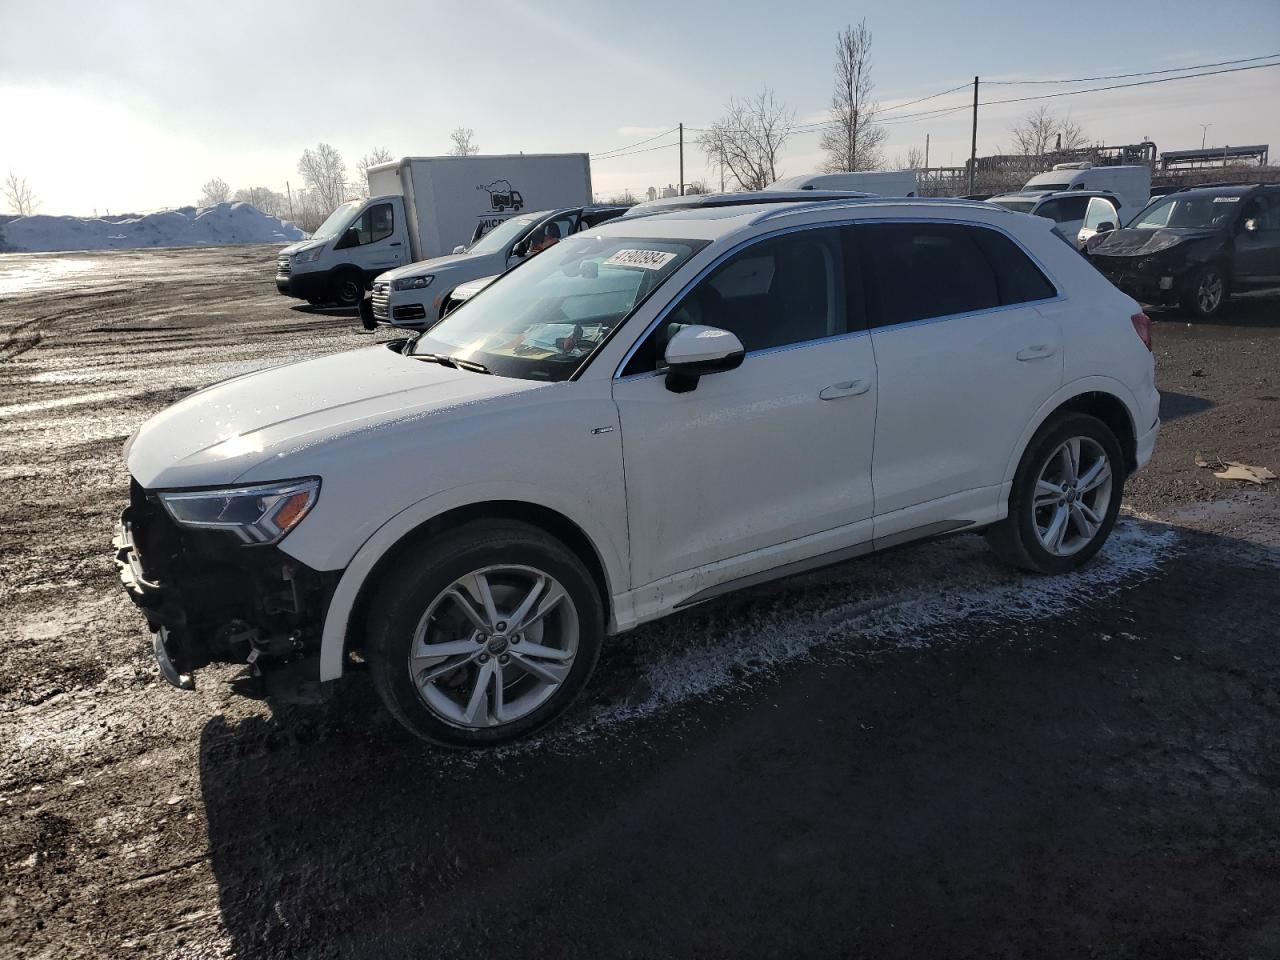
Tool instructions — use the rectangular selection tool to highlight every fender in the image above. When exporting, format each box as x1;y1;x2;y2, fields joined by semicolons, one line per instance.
315;481;628;682
1001;375;1141;487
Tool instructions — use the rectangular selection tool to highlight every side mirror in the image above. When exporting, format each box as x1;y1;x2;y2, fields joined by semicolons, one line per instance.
334;227;360;250
452;244;467;255
1096;221;1115;234
663;325;745;393
1243;218;1260;233
511;240;531;258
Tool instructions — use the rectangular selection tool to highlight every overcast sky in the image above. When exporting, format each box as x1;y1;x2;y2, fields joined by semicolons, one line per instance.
1;0;1277;215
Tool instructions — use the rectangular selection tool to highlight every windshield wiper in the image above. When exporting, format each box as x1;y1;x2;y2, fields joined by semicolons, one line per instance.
411;352;491;375
412;352;458;368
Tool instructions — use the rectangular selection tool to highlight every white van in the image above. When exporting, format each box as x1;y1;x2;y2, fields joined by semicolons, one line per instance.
767;170;918;197
1021;163;1151;214
274;154;592;308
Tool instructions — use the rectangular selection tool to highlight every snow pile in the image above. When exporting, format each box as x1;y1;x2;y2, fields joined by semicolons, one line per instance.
1;202;305;253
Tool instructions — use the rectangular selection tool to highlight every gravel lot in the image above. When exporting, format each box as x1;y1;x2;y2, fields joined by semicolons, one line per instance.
1;244;1278;960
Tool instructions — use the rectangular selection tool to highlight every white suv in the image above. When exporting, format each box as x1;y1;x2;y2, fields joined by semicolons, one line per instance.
114;198;1160;747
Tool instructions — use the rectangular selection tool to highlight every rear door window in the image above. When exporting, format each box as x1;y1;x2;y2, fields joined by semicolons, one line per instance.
1035;196;1090;224
858;222;999;327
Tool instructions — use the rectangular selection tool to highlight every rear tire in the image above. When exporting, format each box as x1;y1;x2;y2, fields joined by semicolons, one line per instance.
1179;263;1228;319
985;413;1124;574
330;270;364;309
366;519;604;748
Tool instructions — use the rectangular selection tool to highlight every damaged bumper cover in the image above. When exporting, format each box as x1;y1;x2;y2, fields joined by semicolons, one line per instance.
112;481;341;695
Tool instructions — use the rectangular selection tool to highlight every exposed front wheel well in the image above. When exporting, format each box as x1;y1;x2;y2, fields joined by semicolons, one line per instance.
1052;391;1137;474
343;501;613;658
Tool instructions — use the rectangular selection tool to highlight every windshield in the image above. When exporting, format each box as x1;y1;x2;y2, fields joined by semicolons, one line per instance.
311;201;360;241
466;214;542;256
1024;181;1071;193
1128;195;1240;230
990;198;1037;214
411;235;704;381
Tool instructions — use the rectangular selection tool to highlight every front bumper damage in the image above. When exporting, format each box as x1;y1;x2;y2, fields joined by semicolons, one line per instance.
113;480;341;700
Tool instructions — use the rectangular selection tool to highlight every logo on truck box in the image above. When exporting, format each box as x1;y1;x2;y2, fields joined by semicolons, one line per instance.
477;179;524;213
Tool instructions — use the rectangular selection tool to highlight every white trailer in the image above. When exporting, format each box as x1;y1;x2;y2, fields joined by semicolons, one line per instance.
275;153;592;307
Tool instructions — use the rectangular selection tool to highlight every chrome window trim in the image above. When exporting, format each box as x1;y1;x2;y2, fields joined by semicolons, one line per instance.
610;216;1064;380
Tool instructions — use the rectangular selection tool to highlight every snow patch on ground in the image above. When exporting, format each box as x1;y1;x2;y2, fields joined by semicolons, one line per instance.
2;202;304;253
479;518;1179;762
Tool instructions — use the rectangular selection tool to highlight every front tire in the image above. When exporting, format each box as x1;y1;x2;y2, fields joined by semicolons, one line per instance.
366;520;604;748
1180;263;1228;319
985;413;1124;574
330;270;364;309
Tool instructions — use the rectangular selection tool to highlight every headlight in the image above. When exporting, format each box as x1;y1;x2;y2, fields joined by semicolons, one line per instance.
294;247;325;263
159;478;319;545
393;275;433;291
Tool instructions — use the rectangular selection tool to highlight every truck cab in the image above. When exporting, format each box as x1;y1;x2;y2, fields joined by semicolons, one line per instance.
276;196;411;307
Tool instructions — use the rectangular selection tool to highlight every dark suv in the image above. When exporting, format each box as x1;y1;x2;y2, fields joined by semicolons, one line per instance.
1087;183;1280;318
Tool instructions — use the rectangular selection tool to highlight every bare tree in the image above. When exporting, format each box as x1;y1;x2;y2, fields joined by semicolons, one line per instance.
696;88;796;191
3;171;38;215
821;20;887;172
297;143;349;211
198;177;231;207
1011;105;1089;157
448;127;479;157
892;146;926;170
355;147;394;195
684;179;709;196
232;186;284;217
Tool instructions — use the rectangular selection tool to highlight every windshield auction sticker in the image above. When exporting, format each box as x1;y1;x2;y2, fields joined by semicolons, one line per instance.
604;249;677;270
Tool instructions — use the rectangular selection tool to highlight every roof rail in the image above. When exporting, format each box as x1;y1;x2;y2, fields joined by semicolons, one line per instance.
750;195;1005;225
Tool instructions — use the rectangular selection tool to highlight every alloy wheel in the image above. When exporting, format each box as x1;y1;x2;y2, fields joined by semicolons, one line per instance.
407;565;579;729
1031;437;1114;557
1197;270;1224;315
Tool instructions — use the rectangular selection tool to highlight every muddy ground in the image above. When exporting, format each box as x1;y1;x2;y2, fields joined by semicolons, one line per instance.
1;244;1278;960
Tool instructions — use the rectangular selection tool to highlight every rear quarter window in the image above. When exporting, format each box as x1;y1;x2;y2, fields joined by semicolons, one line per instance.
969;226;1058;305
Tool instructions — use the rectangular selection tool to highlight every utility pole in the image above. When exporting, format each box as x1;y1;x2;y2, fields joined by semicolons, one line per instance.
968;76;979;195
286;180;295;221
924;133;930;170
678;123;685;196
1199;123;1212;149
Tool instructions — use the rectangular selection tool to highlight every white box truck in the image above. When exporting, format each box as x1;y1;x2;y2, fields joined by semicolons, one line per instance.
766;170;919;196
275;153;592;307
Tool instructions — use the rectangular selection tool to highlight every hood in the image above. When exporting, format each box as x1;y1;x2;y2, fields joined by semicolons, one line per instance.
127;343;545;489
1089;227;1220;258
277;239;324;257
380;250;500;282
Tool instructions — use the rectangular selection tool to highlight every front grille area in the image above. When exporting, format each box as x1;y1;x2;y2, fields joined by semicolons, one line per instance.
371;281;390;320
393;304;427;323
276;256;291;277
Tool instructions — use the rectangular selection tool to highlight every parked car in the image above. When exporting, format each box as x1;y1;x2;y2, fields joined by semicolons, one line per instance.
440;273;499;316
369;204;629;328
988;189;1125;249
1087;183;1280;318
1021;163;1151;213
115;196;1159;747
275;153;592;308
618;188;870;218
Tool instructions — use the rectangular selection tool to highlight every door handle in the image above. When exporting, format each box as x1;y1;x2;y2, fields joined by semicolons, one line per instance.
819;379;871;401
1016;344;1057;361
389;242;402;247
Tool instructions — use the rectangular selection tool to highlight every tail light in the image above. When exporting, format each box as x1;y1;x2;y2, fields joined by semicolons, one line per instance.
1130;312;1152;351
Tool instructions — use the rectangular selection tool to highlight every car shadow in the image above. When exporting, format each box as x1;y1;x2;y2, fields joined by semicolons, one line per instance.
290;303;359;318
196;522;1280;958
1159;390;1214;421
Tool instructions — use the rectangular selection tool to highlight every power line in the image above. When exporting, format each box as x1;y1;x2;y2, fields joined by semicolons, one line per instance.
590;127;678;159
590;139;681;161
982;53;1280;85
